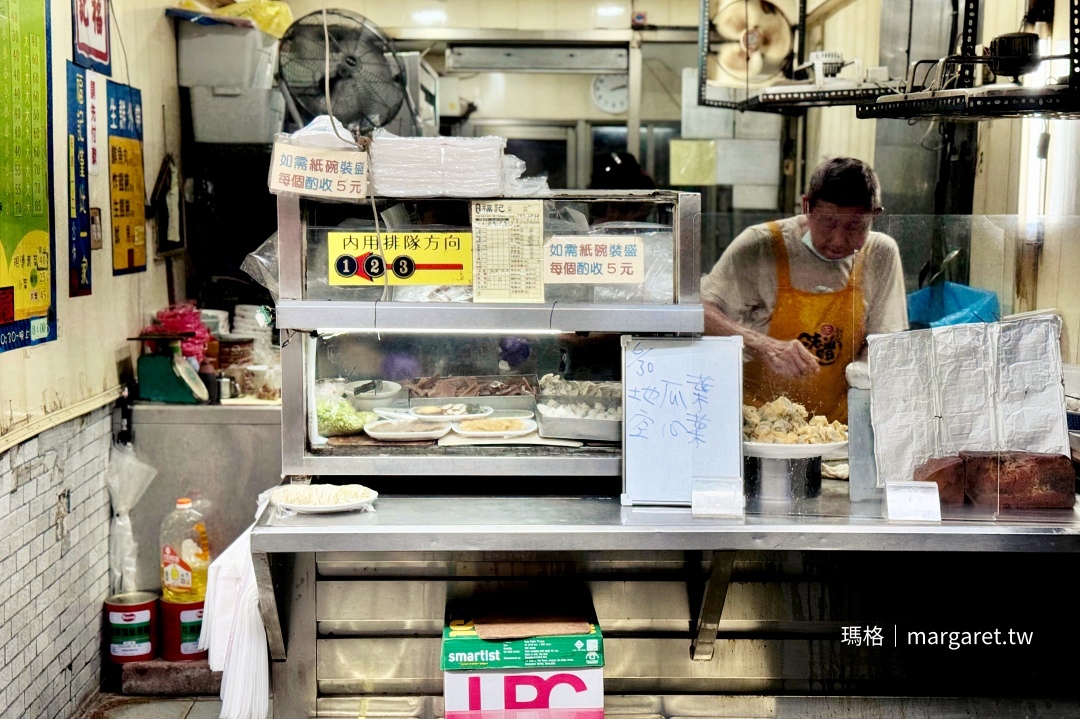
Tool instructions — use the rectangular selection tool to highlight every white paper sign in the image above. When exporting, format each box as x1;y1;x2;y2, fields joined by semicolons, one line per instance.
692;477;745;518
471;200;545;303
268;142;368;200
622;336;744;506
883;481;942;522
543;237;644;284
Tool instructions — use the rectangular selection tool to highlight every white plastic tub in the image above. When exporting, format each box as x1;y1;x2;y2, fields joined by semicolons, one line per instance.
190;87;285;144
177;21;277;89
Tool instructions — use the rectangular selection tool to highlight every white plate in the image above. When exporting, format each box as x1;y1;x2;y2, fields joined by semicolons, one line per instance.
364;419;452;441
373;407;414;421
743;440;849;459
490;409;535;419
268;485;378;514
410;405;494;421
452;419;538;438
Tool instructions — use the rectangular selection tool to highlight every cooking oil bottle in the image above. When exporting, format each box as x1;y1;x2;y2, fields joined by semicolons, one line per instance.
160;497;211;603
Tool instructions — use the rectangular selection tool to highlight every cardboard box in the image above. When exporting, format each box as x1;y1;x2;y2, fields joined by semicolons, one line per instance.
441;604;604;672
445;667;604;719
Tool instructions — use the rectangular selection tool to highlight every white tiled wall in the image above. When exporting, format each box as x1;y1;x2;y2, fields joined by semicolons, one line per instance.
0;407;113;719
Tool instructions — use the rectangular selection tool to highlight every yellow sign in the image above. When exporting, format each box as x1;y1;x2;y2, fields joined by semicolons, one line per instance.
327;231;472;286
109;135;146;274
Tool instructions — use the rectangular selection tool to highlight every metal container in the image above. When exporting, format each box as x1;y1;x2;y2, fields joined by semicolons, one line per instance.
537;396;621;442
160;598;208;662
105;591;159;663
744;456;822;508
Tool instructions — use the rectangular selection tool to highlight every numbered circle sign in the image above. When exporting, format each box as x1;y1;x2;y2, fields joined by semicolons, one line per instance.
334;254;359;278
364;254;386;279
392;256;416;279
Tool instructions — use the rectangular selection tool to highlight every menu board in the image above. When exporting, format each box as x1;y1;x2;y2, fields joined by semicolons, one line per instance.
67;62;92;296
0;0;56;352
107;80;146;275
470;200;544;303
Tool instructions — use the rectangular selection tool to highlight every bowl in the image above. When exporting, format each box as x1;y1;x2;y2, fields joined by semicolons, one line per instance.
345;380;404;410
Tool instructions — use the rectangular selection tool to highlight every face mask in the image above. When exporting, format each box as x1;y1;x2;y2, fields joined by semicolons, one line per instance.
801;231;850;263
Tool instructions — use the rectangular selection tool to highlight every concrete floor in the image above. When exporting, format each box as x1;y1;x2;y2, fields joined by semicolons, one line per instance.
79;696;271;719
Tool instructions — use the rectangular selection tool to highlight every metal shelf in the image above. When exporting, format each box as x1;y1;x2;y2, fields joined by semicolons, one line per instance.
857;87;1080;121
249;492;1080;554
744;85;902;111
855;0;1080;121
284;445;621;477
275;300;704;334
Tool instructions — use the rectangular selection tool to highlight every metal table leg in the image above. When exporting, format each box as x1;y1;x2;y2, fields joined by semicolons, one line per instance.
689;551;736;661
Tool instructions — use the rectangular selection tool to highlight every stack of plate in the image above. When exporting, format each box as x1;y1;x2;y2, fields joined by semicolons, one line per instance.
200;308;229;336
232;304;273;340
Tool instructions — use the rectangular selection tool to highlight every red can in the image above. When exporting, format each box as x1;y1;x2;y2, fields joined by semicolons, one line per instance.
105;592;159;663
160;598;208;661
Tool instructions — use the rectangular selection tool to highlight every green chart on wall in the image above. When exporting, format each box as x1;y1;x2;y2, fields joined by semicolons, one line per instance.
0;0;55;353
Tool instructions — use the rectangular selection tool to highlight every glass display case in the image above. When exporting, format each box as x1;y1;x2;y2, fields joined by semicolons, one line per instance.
275;191;702;478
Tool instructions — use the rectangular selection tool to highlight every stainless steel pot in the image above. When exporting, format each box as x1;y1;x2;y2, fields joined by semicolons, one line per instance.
744;456;822;508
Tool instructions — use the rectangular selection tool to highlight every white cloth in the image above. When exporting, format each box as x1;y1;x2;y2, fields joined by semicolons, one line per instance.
199;495;271;719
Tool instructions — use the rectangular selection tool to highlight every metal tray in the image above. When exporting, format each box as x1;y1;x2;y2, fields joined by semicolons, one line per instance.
536;396;621;442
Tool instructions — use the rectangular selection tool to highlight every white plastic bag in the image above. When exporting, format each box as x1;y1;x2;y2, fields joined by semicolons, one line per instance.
106;443;158;594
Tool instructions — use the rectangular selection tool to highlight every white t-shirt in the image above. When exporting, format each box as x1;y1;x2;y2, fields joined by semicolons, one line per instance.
700;215;909;338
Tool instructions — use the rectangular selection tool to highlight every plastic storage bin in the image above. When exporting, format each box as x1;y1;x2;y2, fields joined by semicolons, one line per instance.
190;87;285;143
177;20;277;89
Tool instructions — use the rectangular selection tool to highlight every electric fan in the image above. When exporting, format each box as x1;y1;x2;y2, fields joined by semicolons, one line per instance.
278;9;417;135
706;0;796;88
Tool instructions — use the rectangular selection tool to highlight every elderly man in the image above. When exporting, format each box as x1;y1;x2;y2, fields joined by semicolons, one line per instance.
702;157;908;421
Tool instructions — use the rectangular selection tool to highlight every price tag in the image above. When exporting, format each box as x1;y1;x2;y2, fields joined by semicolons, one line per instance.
883;481;941;522
692;478;745;518
268;142;368;201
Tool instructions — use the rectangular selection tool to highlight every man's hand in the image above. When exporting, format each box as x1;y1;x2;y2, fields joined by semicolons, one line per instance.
756;337;820;378
704;302;820;378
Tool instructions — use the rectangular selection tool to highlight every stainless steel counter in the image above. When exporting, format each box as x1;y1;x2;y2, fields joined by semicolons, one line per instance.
249;483;1080;555
130;403;282;590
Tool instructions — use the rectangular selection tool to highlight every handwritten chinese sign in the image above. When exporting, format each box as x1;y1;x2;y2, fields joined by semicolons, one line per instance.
72;0;110;75
67;62;91;296
0;0;56;353
107;80;145;275
268;142;368;201
543;237;644;284
471;200;544;304
621;336;743;506
327;231;472;286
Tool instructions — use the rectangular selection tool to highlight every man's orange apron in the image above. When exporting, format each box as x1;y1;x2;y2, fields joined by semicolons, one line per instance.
743;222;866;423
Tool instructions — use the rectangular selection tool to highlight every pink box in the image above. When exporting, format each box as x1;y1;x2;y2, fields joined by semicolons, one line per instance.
445;667;604;719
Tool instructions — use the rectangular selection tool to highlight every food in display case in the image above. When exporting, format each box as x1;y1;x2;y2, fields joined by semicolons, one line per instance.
452;417;538;438
403;375;537;398
913;456;966;505
912;452;1075;508
537;400;622;421
538;374;621;398
742;396;848;444
363;419;453;441
536;398;622;442
457;418;528;433
316;398;377;437
412;403;492;419
962;451;1075;508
